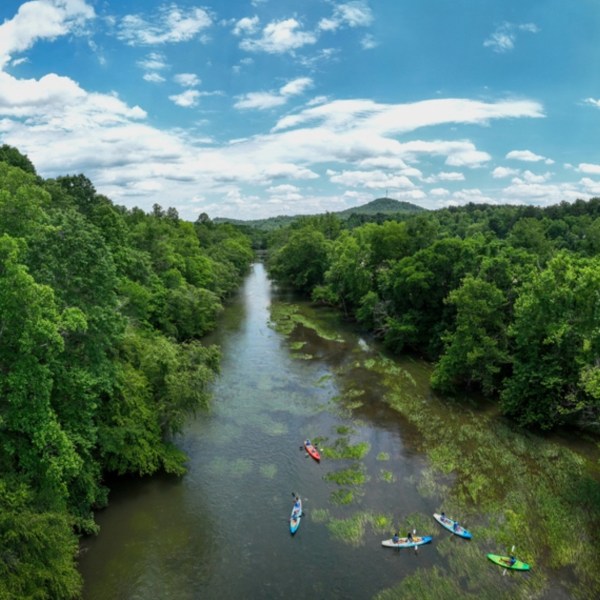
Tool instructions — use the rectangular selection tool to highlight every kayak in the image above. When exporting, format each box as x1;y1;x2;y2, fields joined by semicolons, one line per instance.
304;440;321;462
290;497;302;535
382;535;432;549
433;513;472;539
487;553;530;571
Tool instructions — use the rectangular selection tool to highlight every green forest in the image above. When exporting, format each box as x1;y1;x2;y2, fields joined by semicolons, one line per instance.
0;146;253;598
266;199;600;432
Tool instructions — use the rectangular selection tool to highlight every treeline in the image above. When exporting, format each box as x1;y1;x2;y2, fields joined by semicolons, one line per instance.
267;200;600;432
0;146;253;598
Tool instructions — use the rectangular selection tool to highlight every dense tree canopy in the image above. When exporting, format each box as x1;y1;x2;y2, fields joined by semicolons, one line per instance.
0;147;253;598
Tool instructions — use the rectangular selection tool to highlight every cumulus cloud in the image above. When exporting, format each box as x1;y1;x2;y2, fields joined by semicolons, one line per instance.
492;166;519;178
239;18;317;54
506;149;554;164
483;22;539;53
174;73;200;87
117;5;212;46
233;16;259;36
0;0;95;68
318;1;373;31
143;72;165;83
436;171;465;181
169;89;201;108
234;77;313;110
328;168;416;190
577;163;600;174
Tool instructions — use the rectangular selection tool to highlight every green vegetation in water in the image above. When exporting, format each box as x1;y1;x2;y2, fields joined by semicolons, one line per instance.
365;355;600;599
372;513;393;533
376;452;390;461
327;511;393;547
335;425;356;435
268;302;344;342
322;437;370;460
324;465;368;486
379;469;395;483
291;352;314;360
289;341;306;350
310;508;331;523
330;489;356;505
375;567;483;600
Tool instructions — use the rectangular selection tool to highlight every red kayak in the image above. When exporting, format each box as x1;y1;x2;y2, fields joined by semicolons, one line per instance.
304;439;321;462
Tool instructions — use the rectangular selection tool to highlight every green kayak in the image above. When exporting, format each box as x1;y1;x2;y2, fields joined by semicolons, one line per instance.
487;553;530;571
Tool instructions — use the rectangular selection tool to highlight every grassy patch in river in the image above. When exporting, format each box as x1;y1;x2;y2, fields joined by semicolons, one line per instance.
268;302;344;342
364;355;600;599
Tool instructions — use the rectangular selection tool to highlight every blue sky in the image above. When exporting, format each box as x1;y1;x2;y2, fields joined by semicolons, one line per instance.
1;0;599;221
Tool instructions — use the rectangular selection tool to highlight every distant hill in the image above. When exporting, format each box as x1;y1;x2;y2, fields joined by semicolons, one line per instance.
214;197;426;230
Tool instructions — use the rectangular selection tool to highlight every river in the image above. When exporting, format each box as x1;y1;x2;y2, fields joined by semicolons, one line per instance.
79;262;599;600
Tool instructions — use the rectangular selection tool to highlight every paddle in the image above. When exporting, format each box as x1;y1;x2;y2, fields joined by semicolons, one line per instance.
412;529;419;554
502;545;516;576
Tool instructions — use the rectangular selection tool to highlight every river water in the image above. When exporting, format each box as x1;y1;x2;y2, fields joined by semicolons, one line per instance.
79;263;596;600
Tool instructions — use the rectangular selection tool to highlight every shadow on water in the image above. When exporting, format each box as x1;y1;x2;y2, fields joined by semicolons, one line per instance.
79;263;600;600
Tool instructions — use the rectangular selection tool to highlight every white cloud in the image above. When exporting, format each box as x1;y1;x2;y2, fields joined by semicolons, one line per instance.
577;163;600;175
506;149;554;164
274;98;544;134
143;72;165;83
169;90;201;108
233;16;259;36
580;178;600;195
436;171;465;181
328;169;416;190
0;0;95;68
235;77;313;110
502;180;582;204
492;166;520;178
450;189;496;204
117;5;212;46
583;98;600;109
518;170;552;183
318;1;373;31
174;73;200;87
137;52;168;72
280;77;313;96
360;34;377;49
234;92;287;110
430;187;449;196
483;22;539;53
239;18;317;54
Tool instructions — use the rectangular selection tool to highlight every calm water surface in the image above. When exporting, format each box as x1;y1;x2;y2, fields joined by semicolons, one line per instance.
79;263;580;600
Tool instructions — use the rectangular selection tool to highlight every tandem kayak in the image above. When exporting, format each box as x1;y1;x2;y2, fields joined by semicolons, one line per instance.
290;497;302;535
304;439;321;462
487;553;530;571
433;513;472;539
382;535;432;549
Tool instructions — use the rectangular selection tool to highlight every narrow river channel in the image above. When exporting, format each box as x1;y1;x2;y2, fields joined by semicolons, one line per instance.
79;262;598;600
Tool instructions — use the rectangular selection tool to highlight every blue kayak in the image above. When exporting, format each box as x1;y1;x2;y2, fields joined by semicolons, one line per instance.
433;513;472;539
382;535;432;548
290;497;302;535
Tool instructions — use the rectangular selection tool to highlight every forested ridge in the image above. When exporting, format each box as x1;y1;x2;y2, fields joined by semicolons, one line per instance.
267;199;600;432
0;146;253;598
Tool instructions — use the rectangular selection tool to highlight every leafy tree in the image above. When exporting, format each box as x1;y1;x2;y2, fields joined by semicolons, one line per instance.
0;144;37;175
316;231;372;315
431;275;510;395
269;228;330;293
501;253;600;428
